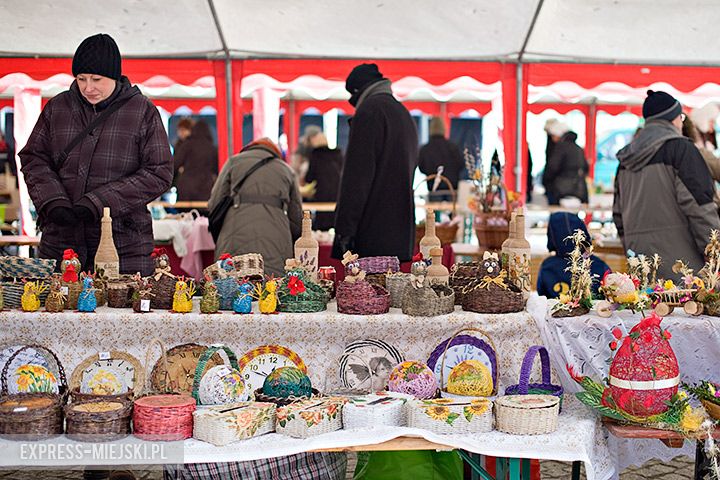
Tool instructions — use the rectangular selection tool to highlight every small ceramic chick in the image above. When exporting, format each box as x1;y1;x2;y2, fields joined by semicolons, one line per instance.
233;281;254;314
21;281;46;312
172;277;196;313
257;279;278;314
77;275;97;312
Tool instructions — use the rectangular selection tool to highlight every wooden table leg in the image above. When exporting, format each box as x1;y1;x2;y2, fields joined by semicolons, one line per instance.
457;450;495;480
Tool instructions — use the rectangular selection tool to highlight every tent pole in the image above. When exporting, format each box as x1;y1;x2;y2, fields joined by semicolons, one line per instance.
225;57;233;155
515;62;523;193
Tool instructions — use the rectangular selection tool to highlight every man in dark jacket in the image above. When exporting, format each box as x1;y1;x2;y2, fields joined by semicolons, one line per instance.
537;212;611;298
614;90;720;280
332;64;418;261
542;122;589;205
418;116;464;200
20;33;173;275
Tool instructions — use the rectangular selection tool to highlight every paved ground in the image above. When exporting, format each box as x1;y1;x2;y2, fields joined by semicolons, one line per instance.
0;455;697;479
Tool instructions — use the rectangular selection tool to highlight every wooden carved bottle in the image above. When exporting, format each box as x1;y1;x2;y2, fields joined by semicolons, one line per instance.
426;247;450;286
294;211;319;281
95;207;120;280
419;208;441;260
503;211;531;295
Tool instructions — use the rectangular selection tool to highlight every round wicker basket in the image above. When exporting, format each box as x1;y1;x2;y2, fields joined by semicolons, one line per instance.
65;399;132;442
495;394;560;435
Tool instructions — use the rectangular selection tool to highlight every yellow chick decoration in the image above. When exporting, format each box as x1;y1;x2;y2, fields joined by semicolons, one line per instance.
255;279;278;314
172;277;196;313
21;281;47;312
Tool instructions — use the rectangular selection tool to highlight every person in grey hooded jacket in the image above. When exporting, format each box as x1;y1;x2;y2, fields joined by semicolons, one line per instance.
614;90;720;280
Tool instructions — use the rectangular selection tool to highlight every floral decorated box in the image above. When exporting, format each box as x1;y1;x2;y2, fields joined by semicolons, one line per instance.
275;397;346;439
192;402;275;446
408;397;493;434
343;391;413;429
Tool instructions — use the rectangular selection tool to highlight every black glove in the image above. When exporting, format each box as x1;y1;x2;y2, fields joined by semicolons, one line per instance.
46;206;77;225
331;234;356;260
73;205;98;223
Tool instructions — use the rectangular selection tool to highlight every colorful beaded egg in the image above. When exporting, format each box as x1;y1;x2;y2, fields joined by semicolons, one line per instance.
446;360;493;397
387;361;437;399
262;366;312;399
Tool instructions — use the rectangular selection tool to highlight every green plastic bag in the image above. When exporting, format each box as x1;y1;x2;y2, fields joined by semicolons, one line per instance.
353;451;463;480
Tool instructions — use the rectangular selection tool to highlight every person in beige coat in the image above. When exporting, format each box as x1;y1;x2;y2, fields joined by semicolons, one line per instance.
208;138;303;276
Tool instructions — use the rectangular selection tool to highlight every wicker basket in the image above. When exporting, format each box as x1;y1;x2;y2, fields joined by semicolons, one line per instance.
461;275;525;314
342;392;411;429
275;397;345;438
336;280;390;315
65;399;132;442
386;273;410;308
414;174;459;245
232;253;265;279
253;387;322;407
437;328;499;398
401;284;455;317
408;398;493;434
701;399;720;421
69;350;144;403
147;273;176;310
0;393;64;440
450;262;480;305
505;346;563;409
494;394;560;435
214;277;238;311
474;211;510;249
1;280;50;309
133;394;196;441
277;279;329;313
193;402;276;446
191;345;247;405
0;257;56;279
106;280;132;308
1;344;67;396
357;256;400;274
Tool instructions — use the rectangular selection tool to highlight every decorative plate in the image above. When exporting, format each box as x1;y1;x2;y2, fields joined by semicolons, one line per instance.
339;339;404;391
237;345;307;395
150;344;224;395
12;363;59;394
0;345;52;394
72;351;143;396
427;335;497;389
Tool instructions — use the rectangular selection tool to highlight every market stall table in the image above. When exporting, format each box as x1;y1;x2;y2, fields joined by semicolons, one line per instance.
0;398;612;480
528;295;720;476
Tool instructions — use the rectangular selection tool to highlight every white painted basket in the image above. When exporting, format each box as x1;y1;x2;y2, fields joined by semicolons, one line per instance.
193;402;275;446
494;394;559;435
408;397;493;434
342;392;412;429
275;397;345;439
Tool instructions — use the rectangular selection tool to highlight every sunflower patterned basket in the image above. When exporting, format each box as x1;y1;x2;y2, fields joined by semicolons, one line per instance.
275;397;346;439
192;401;276;446
342;391;412;429
409;397;494;434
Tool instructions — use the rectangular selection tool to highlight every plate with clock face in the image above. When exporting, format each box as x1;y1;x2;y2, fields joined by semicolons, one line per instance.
339;339;404;392
150;344;224;395
0;345;53;394
426;335;497;389
74;351;143;396
237;345;307;395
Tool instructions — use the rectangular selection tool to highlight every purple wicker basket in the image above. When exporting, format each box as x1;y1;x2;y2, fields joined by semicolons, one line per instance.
336;280;390;315
505;345;563;408
357;257;400;274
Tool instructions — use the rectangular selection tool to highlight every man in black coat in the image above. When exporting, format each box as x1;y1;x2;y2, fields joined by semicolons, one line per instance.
542;122;589;204
332;64;418;261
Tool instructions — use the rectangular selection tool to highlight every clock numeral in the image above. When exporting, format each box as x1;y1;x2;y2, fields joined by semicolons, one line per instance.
270;356;277;364
250;364;258;371
244;374;250;380
258;358;265;365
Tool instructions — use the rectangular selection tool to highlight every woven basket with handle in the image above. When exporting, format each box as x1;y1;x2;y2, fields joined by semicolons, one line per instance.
504;345;563;410
336;280;390;315
191;345;244;405
439;328;498;398
69;350;144;403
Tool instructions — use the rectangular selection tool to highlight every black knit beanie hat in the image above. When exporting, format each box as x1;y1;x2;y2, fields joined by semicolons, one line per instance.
345;63;384;106
642;90;682;121
72;34;122;80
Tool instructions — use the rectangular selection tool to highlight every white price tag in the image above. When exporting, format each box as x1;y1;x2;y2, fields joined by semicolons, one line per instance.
61;286;69;295
217;366;232;377
140;299;150;312
13;407;28;413
98;351;111;360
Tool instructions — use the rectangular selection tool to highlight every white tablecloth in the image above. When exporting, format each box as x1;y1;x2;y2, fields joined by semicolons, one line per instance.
0;303;552;393
528;294;718;475
0;397;613;480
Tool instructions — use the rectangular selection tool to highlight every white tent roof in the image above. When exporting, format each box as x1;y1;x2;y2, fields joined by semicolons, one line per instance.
0;0;717;65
